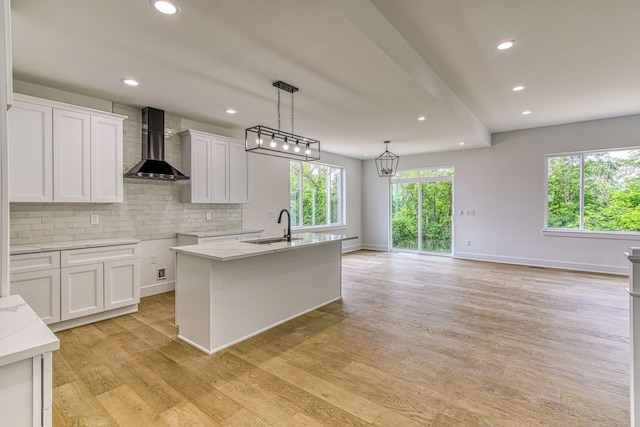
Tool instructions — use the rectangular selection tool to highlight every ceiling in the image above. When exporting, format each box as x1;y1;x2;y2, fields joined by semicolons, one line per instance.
10;0;640;159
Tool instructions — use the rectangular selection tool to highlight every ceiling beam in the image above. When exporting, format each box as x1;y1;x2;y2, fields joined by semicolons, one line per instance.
328;0;491;147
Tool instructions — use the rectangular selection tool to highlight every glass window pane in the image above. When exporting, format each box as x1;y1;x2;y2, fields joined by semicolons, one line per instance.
546;155;581;229
330;167;341;224
302;163;328;226
583;149;640;232
421;181;452;253
289;162;301;226
290;161;345;228
395;167;453;179
391;182;419;250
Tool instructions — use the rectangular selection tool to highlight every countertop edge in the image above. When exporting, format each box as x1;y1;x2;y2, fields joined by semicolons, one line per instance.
11;237;141;255
0;295;60;368
170;234;355;261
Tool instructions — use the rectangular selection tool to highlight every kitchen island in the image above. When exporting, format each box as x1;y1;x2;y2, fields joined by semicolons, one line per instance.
170;233;354;354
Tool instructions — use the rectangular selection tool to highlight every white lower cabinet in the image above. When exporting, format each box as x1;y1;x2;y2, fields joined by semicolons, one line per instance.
104;259;140;310
61;263;104;321
10;269;61;324
10;251;61;325
10;243;140;330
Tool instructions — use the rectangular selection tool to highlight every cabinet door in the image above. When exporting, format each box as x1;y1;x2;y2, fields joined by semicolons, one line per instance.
8;101;53;202
229;141;249;203
10;270;61;324
60;263;104;320
53;109;91;202
189;133;213;203
211;138;229;203
91;115;123;202
104;258;140;310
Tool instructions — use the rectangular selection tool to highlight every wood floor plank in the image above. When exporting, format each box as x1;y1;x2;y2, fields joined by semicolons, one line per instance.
159;400;219;427
96;385;171;426
51;251;630;426
53;380;116;426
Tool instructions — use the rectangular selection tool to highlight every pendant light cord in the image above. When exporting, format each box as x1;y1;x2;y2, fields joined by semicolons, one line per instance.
277;89;281;131
291;91;295;135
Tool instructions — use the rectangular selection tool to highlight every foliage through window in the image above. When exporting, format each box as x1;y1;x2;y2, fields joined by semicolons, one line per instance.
290;161;344;228
391;167;453;253
546;148;640;232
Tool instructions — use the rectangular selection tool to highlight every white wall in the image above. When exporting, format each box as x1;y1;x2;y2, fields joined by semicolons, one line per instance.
363;114;640;275
242;151;363;252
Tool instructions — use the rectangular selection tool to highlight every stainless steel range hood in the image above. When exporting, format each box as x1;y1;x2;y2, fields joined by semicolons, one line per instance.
124;107;189;181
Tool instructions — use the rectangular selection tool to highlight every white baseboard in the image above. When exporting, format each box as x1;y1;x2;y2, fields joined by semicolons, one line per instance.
141;281;175;297
342;243;363;253
453;251;628;276
361;244;389;252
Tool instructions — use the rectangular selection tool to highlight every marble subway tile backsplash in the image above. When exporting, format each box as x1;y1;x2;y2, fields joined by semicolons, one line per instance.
10;103;242;245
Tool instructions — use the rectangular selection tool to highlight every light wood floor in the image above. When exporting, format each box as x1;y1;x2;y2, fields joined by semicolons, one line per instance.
52;250;630;426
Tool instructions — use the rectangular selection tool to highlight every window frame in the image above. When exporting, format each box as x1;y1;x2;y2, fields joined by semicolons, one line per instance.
543;147;640;239
290;160;346;231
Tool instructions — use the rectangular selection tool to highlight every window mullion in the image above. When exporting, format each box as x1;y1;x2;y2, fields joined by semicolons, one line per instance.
579;154;585;230
298;162;303;227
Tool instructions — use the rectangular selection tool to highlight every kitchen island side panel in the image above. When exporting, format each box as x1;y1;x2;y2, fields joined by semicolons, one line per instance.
175;252;213;353
176;241;342;354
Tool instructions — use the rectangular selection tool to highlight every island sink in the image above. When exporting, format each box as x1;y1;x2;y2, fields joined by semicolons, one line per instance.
242;236;303;245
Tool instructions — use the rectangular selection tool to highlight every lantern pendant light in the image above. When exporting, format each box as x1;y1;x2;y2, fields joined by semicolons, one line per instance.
375;141;399;177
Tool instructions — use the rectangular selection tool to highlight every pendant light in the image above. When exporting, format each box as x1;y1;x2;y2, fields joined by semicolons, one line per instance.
245;81;320;161
375;141;400;177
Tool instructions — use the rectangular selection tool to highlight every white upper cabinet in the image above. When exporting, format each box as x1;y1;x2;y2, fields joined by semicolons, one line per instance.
8;101;53;202
180;129;249;204
91;115;124;202
211;137;229;203
8;94;126;203
53;109;91;202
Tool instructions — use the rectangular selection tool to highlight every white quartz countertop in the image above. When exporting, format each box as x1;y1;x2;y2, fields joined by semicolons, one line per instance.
10;237;140;255
0;295;59;367
176;229;264;238
171;233;356;261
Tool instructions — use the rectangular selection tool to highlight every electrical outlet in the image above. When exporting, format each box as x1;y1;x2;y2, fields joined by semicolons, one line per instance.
150;255;157;264
206;211;212;220
157;267;167;280
90;214;99;225
466;240;471;246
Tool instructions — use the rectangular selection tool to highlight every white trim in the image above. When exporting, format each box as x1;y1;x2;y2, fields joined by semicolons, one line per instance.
362;243;389;252
49;304;138;332
453;251;628;276
543;229;640;241
140;280;175;297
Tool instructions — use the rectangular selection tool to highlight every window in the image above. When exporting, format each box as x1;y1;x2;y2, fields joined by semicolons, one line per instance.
546;148;640;233
290;161;345;228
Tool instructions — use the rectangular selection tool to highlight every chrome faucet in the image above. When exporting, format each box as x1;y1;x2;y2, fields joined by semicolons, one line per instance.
277;209;291;242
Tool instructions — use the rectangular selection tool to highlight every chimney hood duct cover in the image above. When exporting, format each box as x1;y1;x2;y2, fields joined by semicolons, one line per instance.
124;107;189;181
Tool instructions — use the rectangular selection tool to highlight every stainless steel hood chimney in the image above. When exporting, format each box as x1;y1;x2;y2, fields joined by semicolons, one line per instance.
124;107;189;181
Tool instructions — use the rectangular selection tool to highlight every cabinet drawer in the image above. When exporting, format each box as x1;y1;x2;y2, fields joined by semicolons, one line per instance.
10;251;60;274
61;244;138;267
10;270;61;324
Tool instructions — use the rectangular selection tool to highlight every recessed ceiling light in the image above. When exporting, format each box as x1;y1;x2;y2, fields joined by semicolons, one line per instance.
459;142;465;146
150;0;180;15
121;78;139;86
512;85;526;92
224;108;237;114
521;110;532;115
497;40;516;50
417;116;427;121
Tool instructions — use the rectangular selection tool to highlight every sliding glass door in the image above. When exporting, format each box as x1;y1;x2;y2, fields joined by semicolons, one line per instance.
391;169;453;254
